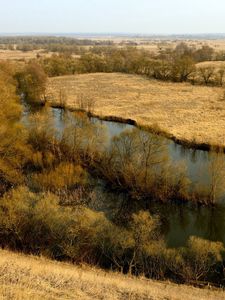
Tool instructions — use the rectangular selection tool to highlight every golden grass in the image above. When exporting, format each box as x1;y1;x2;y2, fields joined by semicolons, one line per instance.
0;249;224;300
136;39;225;53
46;73;225;147
196;61;225;69
0;50;53;61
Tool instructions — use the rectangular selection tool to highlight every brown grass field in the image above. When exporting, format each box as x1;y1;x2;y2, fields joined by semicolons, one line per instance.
0;249;224;300
95;38;225;54
137;39;225;54
46;73;225;147
0;50;53;61
1;38;225;61
196;61;225;69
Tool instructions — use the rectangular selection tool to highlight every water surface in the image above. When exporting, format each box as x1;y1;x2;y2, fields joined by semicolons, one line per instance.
22;104;225;247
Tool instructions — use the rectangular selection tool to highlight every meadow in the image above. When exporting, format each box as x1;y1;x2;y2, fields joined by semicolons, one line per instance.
0;49;54;61
46;73;225;148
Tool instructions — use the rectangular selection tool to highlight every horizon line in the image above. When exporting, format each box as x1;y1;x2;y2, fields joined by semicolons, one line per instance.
0;32;225;37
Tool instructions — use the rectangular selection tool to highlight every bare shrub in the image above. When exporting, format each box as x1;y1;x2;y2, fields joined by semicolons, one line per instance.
32;162;88;193
198;67;215;85
76;93;96;114
99;128;190;201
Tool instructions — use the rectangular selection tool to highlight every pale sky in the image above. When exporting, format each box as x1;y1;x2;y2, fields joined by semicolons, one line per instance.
0;0;225;34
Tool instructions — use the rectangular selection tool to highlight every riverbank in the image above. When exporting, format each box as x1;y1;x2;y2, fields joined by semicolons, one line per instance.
46;73;225;150
0;249;224;300
50;102;223;152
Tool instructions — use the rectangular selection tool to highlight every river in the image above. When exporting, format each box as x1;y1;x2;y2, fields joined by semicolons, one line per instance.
22;103;225;248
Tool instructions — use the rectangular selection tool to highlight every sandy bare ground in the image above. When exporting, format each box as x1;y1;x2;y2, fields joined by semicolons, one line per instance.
0;250;224;300
46;73;225;147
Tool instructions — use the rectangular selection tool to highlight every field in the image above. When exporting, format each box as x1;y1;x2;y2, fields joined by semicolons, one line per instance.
0;249;224;300
136;39;225;54
0;49;53;61
63;36;225;53
1;37;225;61
46;73;225;147
196;61;225;69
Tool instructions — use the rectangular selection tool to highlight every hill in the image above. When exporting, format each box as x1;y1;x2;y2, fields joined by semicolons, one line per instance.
0;250;224;300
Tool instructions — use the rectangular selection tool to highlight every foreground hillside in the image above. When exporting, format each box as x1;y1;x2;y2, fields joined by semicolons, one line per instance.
46;73;225;148
0;250;224;300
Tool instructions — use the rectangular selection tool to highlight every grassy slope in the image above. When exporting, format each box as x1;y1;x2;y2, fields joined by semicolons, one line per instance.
196;61;225;69
0;250;224;300
46;73;225;147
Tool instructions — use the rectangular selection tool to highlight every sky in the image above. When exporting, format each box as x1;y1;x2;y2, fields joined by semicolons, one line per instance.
0;0;225;35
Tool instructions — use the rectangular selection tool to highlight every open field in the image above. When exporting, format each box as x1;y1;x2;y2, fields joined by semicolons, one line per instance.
1;38;225;60
63;36;225;52
69;37;225;53
46;73;225;147
196;61;225;69
1;38;225;61
137;39;225;53
0;50;53;61
0;249;224;300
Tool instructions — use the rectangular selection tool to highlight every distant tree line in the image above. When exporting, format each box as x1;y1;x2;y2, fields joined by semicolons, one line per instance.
34;44;225;87
0;36;113;53
1;36;225;86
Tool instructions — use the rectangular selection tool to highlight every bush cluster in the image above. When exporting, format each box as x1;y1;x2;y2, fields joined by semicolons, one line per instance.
38;43;225;87
0;187;224;285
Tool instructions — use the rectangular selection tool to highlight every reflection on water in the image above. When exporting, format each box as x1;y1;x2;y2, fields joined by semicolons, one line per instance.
170;143;210;185
148;202;225;247
21;105;225;248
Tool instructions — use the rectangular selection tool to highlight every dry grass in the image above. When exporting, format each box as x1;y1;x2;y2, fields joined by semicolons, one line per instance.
66;38;225;53
0;50;53;61
46;73;225;147
196;61;225;69
206;39;225;52
0;249;224;300
135;39;225;53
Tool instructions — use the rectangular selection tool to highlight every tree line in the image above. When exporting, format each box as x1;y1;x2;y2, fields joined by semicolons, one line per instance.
0;36;113;53
4;37;225;87
34;43;225;87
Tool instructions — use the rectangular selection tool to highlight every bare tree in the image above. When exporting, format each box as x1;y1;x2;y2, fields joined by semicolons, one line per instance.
208;152;225;204
216;68;225;86
199;67;215;85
